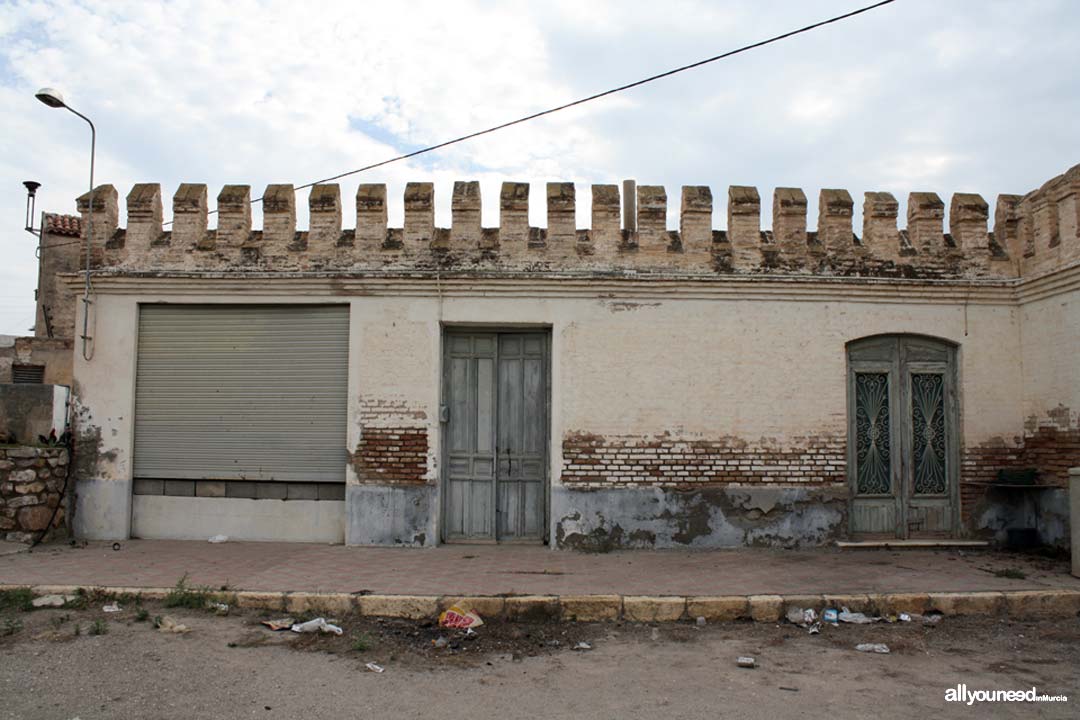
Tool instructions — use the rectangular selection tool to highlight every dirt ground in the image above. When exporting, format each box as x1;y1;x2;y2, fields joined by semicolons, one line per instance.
1;592;1077;720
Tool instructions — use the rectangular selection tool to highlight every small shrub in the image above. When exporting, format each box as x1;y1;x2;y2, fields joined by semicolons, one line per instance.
994;568;1027;580
135;608;150;622
2;618;23;636
164;573;212;610
49;614;70;629
351;632;375;652
0;588;34;613
73;623;82;637
89;619;108;636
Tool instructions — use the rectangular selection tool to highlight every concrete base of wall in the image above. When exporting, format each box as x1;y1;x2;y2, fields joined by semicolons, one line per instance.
131;495;345;543
73;477;132;540
551;485;846;550
345;484;436;547
974;487;1071;549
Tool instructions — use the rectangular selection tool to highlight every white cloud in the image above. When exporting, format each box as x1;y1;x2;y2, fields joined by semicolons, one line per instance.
0;0;1078;332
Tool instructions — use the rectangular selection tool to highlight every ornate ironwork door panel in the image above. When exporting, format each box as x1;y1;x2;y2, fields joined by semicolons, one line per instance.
442;331;549;543
848;336;959;539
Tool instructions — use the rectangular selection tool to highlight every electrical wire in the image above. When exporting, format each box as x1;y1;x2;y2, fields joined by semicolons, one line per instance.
157;0;898;226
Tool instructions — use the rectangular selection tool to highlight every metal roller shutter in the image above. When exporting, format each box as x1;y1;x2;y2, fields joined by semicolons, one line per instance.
134;304;349;483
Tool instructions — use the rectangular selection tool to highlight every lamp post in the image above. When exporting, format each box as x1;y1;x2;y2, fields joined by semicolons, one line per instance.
35;88;95;360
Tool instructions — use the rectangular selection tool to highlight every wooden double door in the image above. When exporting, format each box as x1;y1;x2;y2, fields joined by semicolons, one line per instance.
847;336;960;539
441;331;549;543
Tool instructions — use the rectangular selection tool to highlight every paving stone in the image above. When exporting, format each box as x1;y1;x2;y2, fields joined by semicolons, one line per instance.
928;591;1005;616
748;594;785;622
623;596;686;623
1004;590;1080;617
504;595;560;622
559;594;620;622
687;596;750;622
359;595;438;620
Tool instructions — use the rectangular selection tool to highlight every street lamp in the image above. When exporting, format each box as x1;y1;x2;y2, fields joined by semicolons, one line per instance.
36;87;95;360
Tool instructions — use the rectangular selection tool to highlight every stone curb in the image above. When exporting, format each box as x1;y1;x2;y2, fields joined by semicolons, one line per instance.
4;584;1079;622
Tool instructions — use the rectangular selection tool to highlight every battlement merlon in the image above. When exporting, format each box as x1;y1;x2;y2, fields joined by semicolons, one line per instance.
71;164;1080;279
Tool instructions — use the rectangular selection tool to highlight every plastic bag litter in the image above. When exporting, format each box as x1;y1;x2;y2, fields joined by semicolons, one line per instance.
573;642;592;651
855;643;890;654
212;602;229;616
102;602;122;613
838;607;877;624
365;662;385;673
822;608;839;625
207;534;228;544
290;617;343;635
438;605;484;629
786;607;818;627
157;616;190;634
32;594;75;608
899;613;912;622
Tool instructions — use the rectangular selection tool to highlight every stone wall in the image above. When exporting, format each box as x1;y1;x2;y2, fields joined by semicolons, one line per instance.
0;445;69;543
0;337;74;387
69;173;1070;281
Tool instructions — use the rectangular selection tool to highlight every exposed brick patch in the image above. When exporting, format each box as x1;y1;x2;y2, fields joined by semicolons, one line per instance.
0;446;69;543
960;418;1080;524
561;432;845;489
353;429;429;485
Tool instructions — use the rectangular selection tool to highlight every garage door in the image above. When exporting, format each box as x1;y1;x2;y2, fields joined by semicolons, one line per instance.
133;304;349;483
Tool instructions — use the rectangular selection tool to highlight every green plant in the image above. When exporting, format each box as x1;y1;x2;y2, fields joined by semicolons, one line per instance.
0;588;34;613
2;618;23;636
351;632;375;652
164;573;213;610
152;615;163;629
89;619;108;636
135;608;150;622
49;614;70;629
73;623;82;637
994;568;1027;580
63;589;89;610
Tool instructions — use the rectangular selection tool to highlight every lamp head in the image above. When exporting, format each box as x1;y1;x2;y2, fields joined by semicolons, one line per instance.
35;88;66;108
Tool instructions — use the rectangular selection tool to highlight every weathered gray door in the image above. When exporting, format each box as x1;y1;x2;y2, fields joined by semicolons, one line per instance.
847;336;959;539
442;331;548;542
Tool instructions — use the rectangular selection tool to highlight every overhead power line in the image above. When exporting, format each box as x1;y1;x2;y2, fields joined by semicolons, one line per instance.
164;0;897;226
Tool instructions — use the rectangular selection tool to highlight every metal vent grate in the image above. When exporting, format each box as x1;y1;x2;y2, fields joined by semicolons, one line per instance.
12;364;45;384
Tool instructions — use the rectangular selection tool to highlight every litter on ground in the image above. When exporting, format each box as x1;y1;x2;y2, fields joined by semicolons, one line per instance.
438;605;484;629
290;618;343;635
157;616;190;634
855;643;890;654
737;656;756;669
31;594;75;608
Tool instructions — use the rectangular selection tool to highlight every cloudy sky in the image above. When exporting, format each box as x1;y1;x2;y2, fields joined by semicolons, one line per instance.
0;0;1077;334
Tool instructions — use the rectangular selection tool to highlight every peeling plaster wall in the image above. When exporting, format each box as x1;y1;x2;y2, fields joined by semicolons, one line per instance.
552;486;847;550
69;280;1026;546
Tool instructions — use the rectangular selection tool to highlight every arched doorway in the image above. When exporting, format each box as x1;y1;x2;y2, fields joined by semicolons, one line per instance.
846;335;960;539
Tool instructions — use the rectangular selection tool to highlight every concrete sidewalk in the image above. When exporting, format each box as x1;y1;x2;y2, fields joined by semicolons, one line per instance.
2;539;1077;597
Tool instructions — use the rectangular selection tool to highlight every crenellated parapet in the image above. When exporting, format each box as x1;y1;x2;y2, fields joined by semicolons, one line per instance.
73;164;1080;280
